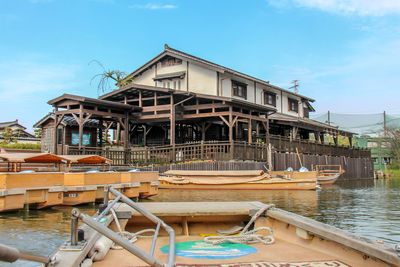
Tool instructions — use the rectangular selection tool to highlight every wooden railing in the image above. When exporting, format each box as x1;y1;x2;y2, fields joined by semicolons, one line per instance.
65;138;370;166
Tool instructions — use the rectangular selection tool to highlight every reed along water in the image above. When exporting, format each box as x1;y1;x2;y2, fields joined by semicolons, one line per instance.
0;178;399;267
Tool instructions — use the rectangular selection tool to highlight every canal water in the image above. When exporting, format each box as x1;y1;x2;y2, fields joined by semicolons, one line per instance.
0;178;399;266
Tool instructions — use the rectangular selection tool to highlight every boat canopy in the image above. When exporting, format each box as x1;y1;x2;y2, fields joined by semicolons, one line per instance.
0;153;69;163
62;155;111;165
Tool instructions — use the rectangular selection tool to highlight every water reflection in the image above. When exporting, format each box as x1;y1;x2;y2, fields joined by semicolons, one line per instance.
0;178;399;267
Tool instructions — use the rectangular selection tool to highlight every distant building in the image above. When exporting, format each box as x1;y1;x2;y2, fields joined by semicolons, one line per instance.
355;136;392;170
0;120;39;144
34;113;98;153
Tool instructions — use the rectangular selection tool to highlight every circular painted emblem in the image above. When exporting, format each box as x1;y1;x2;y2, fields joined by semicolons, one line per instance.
160;241;257;259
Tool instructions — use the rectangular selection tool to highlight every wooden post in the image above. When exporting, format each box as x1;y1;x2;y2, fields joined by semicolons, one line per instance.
78;104;83;149
99;119;103;148
138;90;143;107
143;125;147;146
248;118;252;144
201;122;206;141
170;95;176;162
256;122;260;141
229;107;233;160
124;113;129;149
266;119;270;145
53;113;58;154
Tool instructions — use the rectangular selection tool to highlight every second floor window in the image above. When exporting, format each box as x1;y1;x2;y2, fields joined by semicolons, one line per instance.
161;57;182;67
264;91;276;106
288;98;299;112
232;81;247;99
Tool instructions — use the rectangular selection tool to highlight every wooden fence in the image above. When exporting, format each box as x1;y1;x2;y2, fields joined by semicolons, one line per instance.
65;139;370;166
137;155;373;179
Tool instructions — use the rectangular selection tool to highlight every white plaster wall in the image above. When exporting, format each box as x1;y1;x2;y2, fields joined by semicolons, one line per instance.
188;63;217;95
156;60;188;91
133;65;156;86
247;82;255;103
221;78;232;97
256;85;281;110
156;61;186;75
282;92;303;117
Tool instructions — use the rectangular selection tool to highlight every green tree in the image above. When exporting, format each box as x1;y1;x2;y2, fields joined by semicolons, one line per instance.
1;127;17;144
34;128;42;138
387;128;400;168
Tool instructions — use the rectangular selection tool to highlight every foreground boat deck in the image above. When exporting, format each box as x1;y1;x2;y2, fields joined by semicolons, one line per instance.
93;235;352;267
54;201;399;267
90;202;395;267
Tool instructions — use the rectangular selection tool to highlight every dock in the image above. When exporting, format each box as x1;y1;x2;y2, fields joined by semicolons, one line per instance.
0;171;159;212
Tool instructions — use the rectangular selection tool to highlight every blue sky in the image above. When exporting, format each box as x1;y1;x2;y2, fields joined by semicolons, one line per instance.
1;0;400;132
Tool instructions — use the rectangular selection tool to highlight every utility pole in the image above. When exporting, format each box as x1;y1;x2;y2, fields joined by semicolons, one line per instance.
289;80;299;94
383;111;386;137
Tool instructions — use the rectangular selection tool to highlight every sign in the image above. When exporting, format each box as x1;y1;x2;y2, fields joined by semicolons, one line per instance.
160;241;257;259
72;133;91;146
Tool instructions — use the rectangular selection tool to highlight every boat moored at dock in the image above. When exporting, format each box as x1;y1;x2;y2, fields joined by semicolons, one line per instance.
159;170;317;190
33;187;400;267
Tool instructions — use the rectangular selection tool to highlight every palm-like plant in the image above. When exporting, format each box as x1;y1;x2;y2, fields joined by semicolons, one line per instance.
89;60;133;93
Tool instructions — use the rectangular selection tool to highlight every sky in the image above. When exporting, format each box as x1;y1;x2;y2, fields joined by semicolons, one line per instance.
1;0;400;132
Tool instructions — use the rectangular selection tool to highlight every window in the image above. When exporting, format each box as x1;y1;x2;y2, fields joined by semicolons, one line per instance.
367;141;378;148
232;81;247;99
288;98;298;112
161;56;182;67
264;91;276;106
57;128;62;144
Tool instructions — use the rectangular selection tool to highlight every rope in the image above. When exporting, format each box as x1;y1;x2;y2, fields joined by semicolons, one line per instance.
109;208;156;250
204;204;275;245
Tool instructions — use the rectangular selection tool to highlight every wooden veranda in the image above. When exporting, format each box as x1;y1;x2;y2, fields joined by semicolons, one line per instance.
47;84;368;166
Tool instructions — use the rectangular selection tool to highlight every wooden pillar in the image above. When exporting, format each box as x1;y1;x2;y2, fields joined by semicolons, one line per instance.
248;118;252;144
138;90;143;107
235;120;239;139
349;136;353;147
229;107;233;159
53;112;58;154
124;113;129;149
201;122;206;141
98;119;103;148
256;122;260;141
143;125;147;146
170;95;176;162
266;119;270;145
78;104;83;149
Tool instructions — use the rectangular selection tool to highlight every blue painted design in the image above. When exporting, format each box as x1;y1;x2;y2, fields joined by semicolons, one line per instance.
160;241;257;259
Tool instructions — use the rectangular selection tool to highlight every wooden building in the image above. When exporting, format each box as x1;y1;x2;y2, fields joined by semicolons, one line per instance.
0;119;39;144
34;45;369;165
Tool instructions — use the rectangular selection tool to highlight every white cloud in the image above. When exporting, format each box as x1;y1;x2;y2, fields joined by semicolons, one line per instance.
130;3;177;10
269;38;400;113
267;0;400;16
0;60;81;102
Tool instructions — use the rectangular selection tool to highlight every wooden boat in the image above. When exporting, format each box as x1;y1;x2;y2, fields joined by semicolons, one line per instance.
17;187;397;267
159;170;317;190
315;165;345;185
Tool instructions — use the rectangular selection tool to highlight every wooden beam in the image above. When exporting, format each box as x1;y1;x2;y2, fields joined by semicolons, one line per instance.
174;95;194;106
138;90;142;107
118;117;126;130
219;115;230;127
